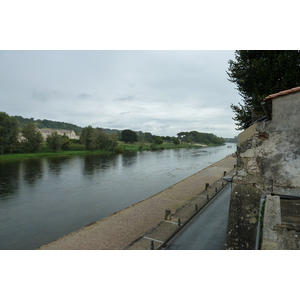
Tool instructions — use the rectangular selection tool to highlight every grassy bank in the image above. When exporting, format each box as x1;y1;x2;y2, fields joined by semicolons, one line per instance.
118;141;204;152
0;142;205;162
0;150;112;161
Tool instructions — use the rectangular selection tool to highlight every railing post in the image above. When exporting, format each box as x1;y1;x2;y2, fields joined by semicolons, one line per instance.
165;209;171;220
150;240;154;250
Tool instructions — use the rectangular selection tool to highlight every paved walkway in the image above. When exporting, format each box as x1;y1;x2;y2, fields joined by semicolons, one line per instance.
164;184;231;250
38;155;236;250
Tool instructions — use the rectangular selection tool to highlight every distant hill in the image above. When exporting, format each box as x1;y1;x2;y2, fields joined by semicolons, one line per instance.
12;115;148;137
12;115;123;135
13;115;83;134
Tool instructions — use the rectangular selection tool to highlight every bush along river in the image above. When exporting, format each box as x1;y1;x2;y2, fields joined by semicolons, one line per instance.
0;143;236;250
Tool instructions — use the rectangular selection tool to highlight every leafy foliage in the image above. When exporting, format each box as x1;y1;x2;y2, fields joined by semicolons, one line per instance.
93;128;118;150
121;129;138;143
173;138;180;145
177;131;224;145
154;136;164;145
46;131;63;152
0;112;19;154
80;126;118;150
21;122;44;153
80;126;95;150
227;50;300;130
113;146;125;153
61;135;72;150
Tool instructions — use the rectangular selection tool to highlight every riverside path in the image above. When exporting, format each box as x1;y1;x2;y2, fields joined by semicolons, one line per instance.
163;183;231;250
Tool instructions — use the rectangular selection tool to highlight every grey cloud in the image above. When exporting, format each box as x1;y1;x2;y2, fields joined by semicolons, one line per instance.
77;93;91;100
1;50;240;138
115;95;134;101
30;89;61;102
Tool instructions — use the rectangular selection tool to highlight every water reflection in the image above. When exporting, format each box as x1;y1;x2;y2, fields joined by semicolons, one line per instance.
0;161;20;197
48;157;71;175
22;159;43;185
83;154;117;175
122;152;137;167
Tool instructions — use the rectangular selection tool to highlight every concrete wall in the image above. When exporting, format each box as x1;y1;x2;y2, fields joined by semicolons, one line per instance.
261;195;300;250
225;91;300;250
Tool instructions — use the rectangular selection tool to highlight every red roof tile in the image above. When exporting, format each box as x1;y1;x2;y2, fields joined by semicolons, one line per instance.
263;87;300;101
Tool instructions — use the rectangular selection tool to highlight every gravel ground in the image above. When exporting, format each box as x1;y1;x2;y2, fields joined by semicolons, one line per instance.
38;155;236;250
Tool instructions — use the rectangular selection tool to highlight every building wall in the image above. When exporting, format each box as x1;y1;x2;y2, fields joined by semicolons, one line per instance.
225;91;300;250
38;129;80;140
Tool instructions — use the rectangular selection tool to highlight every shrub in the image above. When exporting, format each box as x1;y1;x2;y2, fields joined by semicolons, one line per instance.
114;146;125;153
150;143;158;151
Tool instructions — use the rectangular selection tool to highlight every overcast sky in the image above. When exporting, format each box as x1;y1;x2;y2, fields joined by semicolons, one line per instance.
0;50;241;138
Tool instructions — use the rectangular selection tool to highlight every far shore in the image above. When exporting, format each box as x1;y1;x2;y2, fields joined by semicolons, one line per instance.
0;142;224;162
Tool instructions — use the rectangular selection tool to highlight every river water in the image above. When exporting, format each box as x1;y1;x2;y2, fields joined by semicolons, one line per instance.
0;143;236;250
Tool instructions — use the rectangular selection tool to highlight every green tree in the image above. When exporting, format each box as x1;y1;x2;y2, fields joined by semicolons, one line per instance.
154;136;164;145
61;134;72;150
80;126;94;150
144;132;153;142
109;133;119;149
173;138;180;145
176;131;224;145
93;128;118;150
121;129;138;143
138;133;147;148
8;117;20;154
164;136;172;142
0;112;19;154
22;122;43;152
46;131;62;152
227;50;300;130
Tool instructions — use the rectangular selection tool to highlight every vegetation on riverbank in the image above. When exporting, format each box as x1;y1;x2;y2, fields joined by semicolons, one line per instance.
0;141;205;161
0;150;112;161
1;111;226;161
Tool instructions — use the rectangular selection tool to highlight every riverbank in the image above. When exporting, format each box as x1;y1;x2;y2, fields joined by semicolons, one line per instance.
38;154;236;250
0;142;208;161
0;149;112;161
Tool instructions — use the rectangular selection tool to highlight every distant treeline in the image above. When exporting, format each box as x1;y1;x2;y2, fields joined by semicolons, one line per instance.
177;131;225;145
14;115;83;133
13;115;140;137
223;136;238;143
11;115;232;146
1;112;233;156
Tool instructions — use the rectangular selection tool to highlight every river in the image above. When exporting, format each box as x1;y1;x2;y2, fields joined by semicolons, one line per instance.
0;143;236;250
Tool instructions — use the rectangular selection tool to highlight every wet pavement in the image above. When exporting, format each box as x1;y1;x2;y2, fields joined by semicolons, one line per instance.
163;184;231;250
